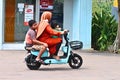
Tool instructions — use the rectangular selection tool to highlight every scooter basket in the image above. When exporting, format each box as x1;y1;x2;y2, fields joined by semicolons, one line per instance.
70;41;83;50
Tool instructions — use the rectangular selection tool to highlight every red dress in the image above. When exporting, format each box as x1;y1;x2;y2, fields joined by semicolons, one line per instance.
37;24;62;55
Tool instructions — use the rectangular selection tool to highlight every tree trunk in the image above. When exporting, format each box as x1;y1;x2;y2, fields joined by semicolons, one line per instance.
111;0;120;53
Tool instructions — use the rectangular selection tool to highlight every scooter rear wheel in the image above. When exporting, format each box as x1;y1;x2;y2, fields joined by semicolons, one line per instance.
25;54;41;70
26;62;41;70
68;53;83;69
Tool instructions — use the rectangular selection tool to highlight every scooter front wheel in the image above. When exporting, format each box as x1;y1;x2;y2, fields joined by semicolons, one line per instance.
68;53;83;69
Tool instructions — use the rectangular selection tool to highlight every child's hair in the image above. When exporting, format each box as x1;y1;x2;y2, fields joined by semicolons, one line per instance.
51;20;58;29
28;20;36;27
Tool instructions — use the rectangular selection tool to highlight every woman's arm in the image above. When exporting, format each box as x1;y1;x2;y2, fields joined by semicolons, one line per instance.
46;25;64;36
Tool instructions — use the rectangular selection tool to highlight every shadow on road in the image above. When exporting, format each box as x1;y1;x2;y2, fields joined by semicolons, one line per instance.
37;67;86;71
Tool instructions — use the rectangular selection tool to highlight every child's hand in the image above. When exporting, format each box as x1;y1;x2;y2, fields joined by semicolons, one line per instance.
42;43;48;48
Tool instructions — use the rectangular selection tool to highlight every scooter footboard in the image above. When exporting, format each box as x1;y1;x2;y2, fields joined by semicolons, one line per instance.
31;50;49;57
44;58;69;64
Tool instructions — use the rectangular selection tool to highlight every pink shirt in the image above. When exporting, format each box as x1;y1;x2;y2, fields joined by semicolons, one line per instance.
25;29;36;45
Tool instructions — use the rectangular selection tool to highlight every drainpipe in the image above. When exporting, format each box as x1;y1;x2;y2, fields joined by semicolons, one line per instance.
0;0;4;50
35;0;40;22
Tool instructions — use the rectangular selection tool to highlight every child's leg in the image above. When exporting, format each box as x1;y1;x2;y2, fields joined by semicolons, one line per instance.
32;45;46;61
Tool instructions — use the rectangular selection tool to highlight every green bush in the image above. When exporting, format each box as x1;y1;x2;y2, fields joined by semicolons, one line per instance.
92;0;118;51
92;10;118;51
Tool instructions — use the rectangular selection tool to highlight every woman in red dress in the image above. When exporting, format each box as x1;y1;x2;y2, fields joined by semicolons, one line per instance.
36;11;66;60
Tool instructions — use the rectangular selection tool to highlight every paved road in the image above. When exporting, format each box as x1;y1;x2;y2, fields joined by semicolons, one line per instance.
0;50;120;80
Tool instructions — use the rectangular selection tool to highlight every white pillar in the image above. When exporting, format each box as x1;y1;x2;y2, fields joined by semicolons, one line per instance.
0;0;4;50
72;0;92;49
64;0;73;40
72;0;81;40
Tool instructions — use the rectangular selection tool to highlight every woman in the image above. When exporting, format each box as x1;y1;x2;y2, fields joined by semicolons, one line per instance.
36;11;67;60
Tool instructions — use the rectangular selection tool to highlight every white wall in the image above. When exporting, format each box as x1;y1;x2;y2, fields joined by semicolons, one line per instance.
64;0;92;49
79;0;92;49
72;0;81;40
64;0;73;40
0;0;26;50
0;0;92;50
0;0;4;50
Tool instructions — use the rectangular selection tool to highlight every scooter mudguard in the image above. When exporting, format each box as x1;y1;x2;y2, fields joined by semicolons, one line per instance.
31;50;49;57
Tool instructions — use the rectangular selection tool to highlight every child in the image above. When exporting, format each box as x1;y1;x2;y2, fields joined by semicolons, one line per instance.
25;20;48;63
51;20;62;38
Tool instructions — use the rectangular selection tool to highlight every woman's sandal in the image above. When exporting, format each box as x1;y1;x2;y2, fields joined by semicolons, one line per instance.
52;55;60;60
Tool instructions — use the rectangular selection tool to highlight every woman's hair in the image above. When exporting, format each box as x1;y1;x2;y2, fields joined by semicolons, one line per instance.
40;11;52;21
28;20;36;27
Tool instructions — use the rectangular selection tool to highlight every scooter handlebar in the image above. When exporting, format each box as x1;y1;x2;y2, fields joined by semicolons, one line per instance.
64;30;69;34
63;30;69;42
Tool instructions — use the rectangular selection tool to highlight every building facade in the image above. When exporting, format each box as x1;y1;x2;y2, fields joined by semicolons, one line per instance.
0;0;92;50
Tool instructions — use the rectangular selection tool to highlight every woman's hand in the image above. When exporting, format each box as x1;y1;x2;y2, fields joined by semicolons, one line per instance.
64;29;69;34
60;29;69;34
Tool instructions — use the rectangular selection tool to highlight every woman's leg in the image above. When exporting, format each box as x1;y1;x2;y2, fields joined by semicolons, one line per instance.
46;38;62;55
54;42;62;56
